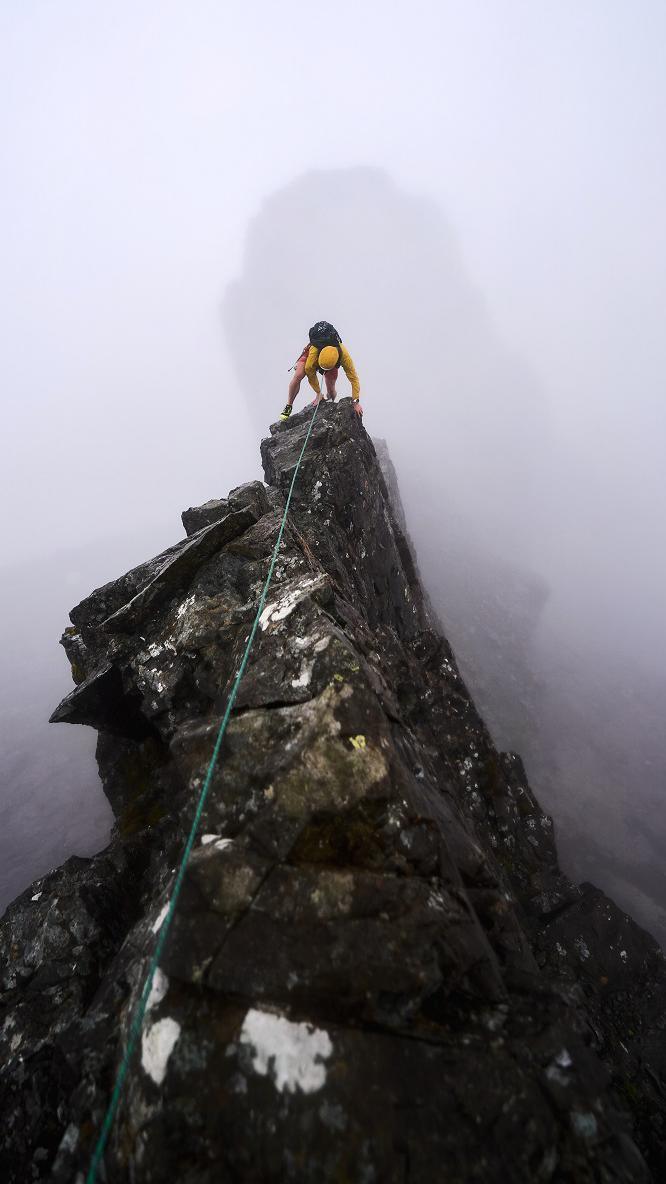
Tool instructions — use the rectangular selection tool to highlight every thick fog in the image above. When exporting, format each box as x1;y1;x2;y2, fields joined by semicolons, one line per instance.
2;3;665;939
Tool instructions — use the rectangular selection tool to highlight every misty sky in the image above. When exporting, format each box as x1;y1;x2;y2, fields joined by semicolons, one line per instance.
3;3;665;576
1;3;666;927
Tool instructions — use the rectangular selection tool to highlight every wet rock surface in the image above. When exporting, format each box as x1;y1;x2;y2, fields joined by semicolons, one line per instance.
1;399;665;1182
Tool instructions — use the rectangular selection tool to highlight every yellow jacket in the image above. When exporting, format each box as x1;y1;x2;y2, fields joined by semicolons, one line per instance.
305;344;361;401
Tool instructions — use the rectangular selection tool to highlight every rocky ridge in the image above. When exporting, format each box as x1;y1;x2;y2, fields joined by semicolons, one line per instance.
1;399;665;1182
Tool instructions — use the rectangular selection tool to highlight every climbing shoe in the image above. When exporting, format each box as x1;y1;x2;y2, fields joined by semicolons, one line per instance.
279;405;292;421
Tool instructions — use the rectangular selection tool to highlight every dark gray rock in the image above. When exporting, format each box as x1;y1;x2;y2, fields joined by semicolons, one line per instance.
1;399;664;1182
181;485;270;536
181;497;230;536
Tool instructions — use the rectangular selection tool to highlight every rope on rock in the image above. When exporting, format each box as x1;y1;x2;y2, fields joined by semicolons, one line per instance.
86;395;321;1183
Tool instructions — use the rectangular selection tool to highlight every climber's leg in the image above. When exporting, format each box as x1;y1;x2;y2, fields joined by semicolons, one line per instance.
324;367;339;400
281;348;309;420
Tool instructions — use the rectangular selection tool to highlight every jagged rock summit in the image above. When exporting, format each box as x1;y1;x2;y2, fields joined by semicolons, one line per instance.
1;399;665;1182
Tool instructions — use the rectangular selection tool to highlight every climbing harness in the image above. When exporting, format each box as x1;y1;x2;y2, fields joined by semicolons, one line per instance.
85;395;322;1183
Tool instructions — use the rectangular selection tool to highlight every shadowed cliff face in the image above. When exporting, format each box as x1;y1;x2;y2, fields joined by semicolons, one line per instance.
1;404;665;1182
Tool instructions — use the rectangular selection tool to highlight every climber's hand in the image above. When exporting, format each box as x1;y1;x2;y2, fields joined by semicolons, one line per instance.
354;401;363;417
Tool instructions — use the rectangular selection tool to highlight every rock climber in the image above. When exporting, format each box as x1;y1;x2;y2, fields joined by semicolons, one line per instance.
280;321;363;421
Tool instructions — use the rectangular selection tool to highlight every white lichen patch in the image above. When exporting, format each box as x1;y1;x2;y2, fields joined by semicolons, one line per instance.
259;575;326;632
427;889;447;913
141;669;166;695
146;967;169;1012
386;807;403;832
152;903;169;934
176;593;196;620
31;892;42;902
240;1008;332;1094
292;660;314;689
57;1124;79;1155
136;637;177;666
141;1017;181;1085
201;834;221;845
546;1048;573;1086
484;1004;509;1033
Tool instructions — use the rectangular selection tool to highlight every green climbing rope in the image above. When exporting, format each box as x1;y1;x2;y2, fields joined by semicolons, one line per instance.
86;396;321;1183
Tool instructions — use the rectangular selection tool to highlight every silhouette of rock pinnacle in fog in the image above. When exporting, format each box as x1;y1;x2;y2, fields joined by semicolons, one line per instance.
2;406;665;1181
223;168;548;560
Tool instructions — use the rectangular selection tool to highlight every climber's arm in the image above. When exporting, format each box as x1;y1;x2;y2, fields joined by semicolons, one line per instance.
305;346;321;395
